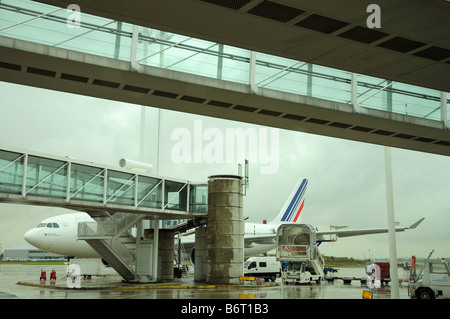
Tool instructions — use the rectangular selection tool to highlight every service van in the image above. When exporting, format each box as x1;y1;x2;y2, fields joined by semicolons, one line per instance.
409;251;450;299
243;257;281;282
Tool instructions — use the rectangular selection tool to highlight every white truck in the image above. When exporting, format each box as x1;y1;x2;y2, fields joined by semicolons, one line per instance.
243;256;281;282
408;250;450;299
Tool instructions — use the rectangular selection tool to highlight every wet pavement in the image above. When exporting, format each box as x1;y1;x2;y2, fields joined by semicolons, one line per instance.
0;263;411;299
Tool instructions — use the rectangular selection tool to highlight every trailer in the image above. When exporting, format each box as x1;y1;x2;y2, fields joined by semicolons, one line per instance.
365;262;390;286
408;250;450;299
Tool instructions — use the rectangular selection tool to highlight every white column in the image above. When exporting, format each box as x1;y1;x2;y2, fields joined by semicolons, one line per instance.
249;51;258;94
130;25;143;72
384;146;399;298
152;218;159;280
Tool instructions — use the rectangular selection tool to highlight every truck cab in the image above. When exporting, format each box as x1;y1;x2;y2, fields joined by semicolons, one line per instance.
409;251;450;299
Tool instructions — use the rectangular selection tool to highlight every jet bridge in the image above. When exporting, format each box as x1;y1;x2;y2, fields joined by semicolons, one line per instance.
0;146;208;282
277;224;325;283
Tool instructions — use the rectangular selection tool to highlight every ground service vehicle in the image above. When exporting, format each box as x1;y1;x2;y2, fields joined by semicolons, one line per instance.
243;256;281;282
282;261;312;284
276;224;324;285
408;250;450;299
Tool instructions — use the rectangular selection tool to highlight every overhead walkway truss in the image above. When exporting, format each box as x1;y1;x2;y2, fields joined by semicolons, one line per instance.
0;1;449;156
0;146;207;282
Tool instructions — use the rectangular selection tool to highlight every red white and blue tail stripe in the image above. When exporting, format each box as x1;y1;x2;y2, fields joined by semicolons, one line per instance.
272;179;307;223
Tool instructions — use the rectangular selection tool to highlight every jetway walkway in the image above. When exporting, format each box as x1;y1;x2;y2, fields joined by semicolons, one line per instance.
0;146;207;282
0;147;207;217
0;1;449;156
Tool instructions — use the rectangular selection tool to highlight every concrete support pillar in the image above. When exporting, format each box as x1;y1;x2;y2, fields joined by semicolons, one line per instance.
206;175;244;285
144;228;174;280
194;226;207;282
158;229;175;280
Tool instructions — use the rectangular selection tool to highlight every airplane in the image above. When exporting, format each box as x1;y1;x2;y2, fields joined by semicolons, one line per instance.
24;178;425;263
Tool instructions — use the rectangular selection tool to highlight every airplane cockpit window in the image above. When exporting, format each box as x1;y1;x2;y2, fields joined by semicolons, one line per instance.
52;223;59;228
37;223;46;228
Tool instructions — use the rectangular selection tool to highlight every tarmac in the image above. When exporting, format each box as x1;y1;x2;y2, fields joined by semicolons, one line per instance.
0;263;412;300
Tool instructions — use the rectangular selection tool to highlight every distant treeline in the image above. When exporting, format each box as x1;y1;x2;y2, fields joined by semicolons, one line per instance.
323;256;367;267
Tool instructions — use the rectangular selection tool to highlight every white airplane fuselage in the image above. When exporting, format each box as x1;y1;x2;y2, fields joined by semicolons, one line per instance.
24;213;99;258
24;178;423;260
24;213;280;258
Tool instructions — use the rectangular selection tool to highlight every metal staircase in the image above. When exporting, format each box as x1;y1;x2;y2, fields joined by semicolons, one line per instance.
85;238;136;282
305;245;325;282
78;213;146;282
174;234;190;278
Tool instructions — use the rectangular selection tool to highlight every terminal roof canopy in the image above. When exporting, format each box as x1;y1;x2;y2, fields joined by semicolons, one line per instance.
36;0;450;92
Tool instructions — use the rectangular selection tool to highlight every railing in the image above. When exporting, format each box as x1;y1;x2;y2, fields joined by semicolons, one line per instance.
278;244;309;260
0;0;448;125
77;221;99;237
108;238;134;266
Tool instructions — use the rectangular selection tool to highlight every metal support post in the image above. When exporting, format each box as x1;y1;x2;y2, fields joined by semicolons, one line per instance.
113;21;122;59
441;92;449;129
249;51;258;94
351;73;359;112
307;63;313;97
217;44;224;80
130;25;143;72
186;182;190;212
21;153;28;197
103;169;108;205
66;161;71;202
152;218;159;281
384;147;399;298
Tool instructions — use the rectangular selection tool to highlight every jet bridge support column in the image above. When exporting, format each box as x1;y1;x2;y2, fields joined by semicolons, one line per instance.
206;175;244;285
145;229;175;280
194;226;207;282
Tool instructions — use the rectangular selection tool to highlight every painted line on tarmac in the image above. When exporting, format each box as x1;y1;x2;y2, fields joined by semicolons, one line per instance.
17;281;277;290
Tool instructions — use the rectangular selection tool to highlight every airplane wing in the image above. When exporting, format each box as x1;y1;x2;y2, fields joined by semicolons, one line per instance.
182;218;425;250
316;218;425;240
244;235;276;247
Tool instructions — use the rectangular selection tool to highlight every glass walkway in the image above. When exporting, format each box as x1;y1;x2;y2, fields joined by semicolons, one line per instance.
0;0;447;122
0;147;208;217
0;0;449;158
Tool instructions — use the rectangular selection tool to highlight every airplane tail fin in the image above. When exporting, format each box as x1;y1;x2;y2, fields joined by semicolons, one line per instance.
270;178;308;224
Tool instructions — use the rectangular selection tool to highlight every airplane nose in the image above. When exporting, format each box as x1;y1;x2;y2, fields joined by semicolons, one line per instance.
24;228;39;246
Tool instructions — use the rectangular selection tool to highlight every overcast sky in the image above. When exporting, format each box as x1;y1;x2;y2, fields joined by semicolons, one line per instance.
0;81;449;260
